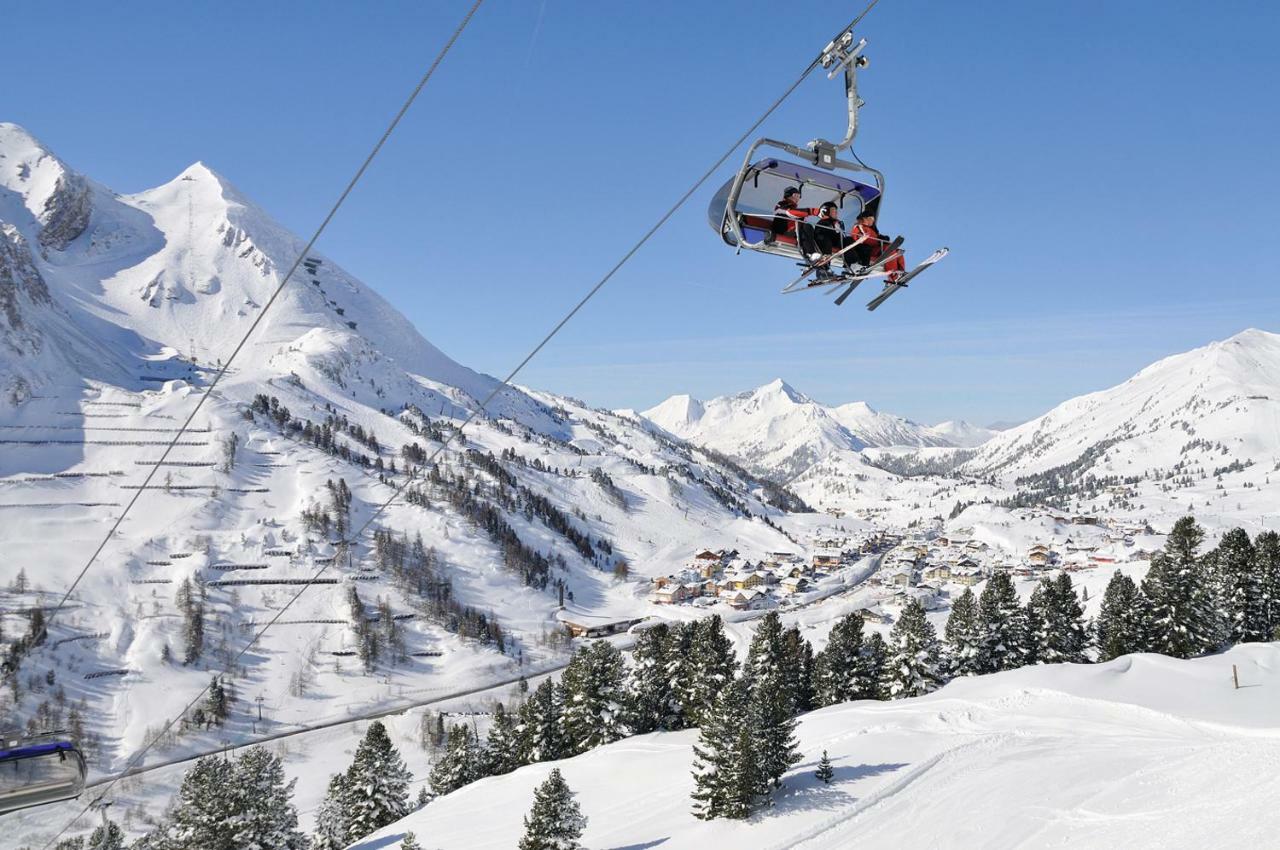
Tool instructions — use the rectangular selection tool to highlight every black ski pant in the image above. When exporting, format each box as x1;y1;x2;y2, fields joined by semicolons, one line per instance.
814;225;858;270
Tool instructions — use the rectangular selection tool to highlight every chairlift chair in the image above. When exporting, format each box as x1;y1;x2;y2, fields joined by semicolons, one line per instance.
0;732;88;815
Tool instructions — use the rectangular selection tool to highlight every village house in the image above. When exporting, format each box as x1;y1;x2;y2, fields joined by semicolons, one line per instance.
653;584;688;604
859;606;892;625
779;576;810;595
952;569;983;586
1028;550;1051;567
812;553;842;569
922;563;952;583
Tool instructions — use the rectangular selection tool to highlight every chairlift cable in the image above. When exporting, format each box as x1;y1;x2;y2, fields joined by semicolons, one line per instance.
39;0;886;841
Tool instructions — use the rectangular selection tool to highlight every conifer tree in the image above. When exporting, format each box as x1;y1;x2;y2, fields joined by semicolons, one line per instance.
690;678;757;820
1142;517;1220;658
312;773;353;850
87;819;126;850
232;746;307;849
400;833;424;850
519;768;587;850
666;621;697;728
518;678;567;763
888;598;946;698
976;572;1026;673
1255;530;1280;636
629;623;679;733
149;755;238;847
814;612;865;706
858;631;890;700
484;703;524;776
1049;573;1090;663
744;613;802;790
815;750;834;784
1023;581;1050;666
1214;528;1266;643
560;641;629;754
346;720;413;837
1096;571;1148;661
943;587;981;677
680;615;737;726
781;625;815;713
429;723;482;797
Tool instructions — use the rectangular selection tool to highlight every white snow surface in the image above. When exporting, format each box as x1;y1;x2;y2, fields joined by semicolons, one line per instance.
353;643;1280;850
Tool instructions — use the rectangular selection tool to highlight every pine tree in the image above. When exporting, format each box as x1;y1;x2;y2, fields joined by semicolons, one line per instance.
666;621;697;728
1023;581;1049;666
1096;571;1148;661
976;572;1026;673
205;676;228;725
814;612;865;706
429;723;482;796
518;679;567;763
690;678;757;820
858;631;890;700
87;819;126;850
679;615;737;726
346;720;413;838
560;641;629;754
629;623;679;733
1255;531;1280;636
175;578;205;665
149;755;239;848
943;588;981;677
311;773;353;850
744;613;802;790
232;746;307;849
781;625;815;713
1214;528;1266;643
887;598;945;698
815;750;834;784
519;768;587;850
400;833;424;850
484;703;524;776
1142;517;1220;658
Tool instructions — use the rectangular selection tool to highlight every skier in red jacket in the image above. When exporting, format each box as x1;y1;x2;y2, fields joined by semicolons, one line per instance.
850;209;905;281
772;187;828;275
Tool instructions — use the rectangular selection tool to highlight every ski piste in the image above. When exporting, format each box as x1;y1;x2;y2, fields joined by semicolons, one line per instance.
863;247;950;311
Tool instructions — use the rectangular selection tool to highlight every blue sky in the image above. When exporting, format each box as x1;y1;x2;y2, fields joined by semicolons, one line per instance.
7;0;1279;425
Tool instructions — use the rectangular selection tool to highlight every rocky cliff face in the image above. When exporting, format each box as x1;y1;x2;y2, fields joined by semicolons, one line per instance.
36;170;92;252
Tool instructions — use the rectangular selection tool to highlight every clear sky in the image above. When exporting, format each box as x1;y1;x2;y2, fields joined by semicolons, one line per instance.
7;0;1279;426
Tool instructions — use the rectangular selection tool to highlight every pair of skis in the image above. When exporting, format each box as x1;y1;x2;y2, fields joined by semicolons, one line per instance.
779;236;948;311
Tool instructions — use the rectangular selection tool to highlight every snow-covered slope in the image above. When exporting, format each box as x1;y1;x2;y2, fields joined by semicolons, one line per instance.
928;418;999;448
640;379;960;479
0;124;816;811
353;643;1280;850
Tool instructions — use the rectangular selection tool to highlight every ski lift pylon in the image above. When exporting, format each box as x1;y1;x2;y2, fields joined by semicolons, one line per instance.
0;732;88;814
708;26;883;262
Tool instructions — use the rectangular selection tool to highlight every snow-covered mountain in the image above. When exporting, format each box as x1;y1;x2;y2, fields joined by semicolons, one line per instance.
0;123;816;811
967;329;1280;489
638;378;992;479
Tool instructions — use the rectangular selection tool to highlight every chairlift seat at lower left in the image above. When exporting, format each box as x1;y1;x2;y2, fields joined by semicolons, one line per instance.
0;733;87;814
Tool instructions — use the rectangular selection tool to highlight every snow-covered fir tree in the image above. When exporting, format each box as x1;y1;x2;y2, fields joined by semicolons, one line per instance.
519;768;587;850
1256;530;1280;636
1043;573;1089;663
231;746;307;849
814;611;865;706
858;631;890;700
678;615;737;726
1023;582;1048;666
782;625;815;712
976;571;1026;673
312;773;353;850
628;622;680;733
484;703;523;776
1096;570;1148;661
400;832;424;850
666;620;697;728
815;750;834;784
345;720;413;838
518;678;567;763
887;598;946;698
560;641;629;754
1213;527;1267;643
690;677;757;820
1142;517;1220;658
87;819;126;850
429;723;483;796
145;754;238;848
943;587;981;677
744;613;802;790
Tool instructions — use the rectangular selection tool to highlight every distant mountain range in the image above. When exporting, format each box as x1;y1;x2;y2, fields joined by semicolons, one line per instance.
633;378;998;479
